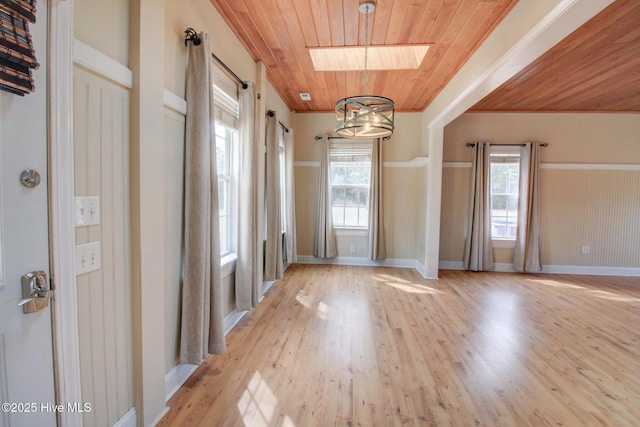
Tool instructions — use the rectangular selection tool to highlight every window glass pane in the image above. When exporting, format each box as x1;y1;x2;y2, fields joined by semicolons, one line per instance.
344;206;359;227
490;154;520;240
357;188;368;207
219;216;228;253
218;180;227;213
330;150;372;228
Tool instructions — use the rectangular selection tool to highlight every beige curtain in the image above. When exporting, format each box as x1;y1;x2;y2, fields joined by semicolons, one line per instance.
514;142;542;272
180;32;226;365
463;141;493;271
314;136;337;258
284;128;297;265
235;82;261;311
264;113;283;281
368;138;386;260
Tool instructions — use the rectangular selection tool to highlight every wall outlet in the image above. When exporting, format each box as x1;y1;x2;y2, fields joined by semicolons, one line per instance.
75;196;100;226
350;244;356;254
581;245;591;254
75;241;102;275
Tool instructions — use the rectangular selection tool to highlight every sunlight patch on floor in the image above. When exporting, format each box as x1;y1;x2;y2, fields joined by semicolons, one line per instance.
317;301;329;320
531;279;640;302
237;371;294;427
295;290;313;309
372;274;445;295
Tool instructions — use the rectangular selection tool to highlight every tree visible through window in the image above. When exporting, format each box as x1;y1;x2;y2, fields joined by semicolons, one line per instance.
489;150;520;239
330;147;372;228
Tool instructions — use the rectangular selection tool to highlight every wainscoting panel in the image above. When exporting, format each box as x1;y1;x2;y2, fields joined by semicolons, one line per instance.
163;107;186;373
73;65;133;426
540;169;640;267
439;164;640;273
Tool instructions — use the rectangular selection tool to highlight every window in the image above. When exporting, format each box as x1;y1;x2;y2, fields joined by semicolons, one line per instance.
278;126;286;233
489;148;520;240
215;122;235;255
330;144;372;228
213;65;239;256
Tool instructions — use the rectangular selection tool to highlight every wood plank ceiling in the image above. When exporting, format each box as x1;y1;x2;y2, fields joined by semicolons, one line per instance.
210;0;519;112
471;0;640;112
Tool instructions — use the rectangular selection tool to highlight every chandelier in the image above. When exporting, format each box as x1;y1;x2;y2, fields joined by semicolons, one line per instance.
335;0;395;139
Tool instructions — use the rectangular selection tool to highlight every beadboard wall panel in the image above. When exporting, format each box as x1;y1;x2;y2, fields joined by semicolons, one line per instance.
163;108;186;372
540;169;640;267
73;66;133;426
439;166;640;270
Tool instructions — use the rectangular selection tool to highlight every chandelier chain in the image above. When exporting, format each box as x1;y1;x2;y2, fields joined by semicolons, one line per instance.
363;3;369;96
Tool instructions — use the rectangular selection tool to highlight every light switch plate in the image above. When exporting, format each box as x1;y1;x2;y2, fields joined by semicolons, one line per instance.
75;196;100;226
75;241;101;275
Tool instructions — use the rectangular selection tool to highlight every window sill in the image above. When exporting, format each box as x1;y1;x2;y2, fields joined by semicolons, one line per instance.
335;227;368;237
221;253;237;278
492;239;516;249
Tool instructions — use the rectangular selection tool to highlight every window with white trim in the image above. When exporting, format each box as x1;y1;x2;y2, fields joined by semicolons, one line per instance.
213;66;239;257
278;126;286;233
330;144;372;228
489;147;520;241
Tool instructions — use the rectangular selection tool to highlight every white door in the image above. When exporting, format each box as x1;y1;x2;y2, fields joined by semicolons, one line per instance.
0;2;57;426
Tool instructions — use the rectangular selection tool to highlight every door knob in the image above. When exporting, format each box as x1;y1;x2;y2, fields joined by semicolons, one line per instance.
19;271;52;314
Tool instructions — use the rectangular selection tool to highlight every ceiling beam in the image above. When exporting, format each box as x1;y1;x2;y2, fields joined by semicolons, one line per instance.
422;0;616;128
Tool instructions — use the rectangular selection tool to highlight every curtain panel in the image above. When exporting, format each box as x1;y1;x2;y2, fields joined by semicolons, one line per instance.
314;136;337;258
368;138;386;260
284;128;297;265
463;141;493;271
235;82;261;310
180;32;226;365
514;142;542;272
264;113;284;281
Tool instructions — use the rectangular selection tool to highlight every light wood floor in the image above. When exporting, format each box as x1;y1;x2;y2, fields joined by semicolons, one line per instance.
159;265;640;426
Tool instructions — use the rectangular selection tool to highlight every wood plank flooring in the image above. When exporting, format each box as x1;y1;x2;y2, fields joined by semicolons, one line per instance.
158;265;640;426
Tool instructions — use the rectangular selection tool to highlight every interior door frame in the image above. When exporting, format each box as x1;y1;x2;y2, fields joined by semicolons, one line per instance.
48;0;83;426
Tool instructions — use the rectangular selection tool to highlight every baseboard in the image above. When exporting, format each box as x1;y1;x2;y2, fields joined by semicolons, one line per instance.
415;260;428;278
297;255;417;269
439;260;640;277
494;263;517;273
165;364;198;401
165;308;248;403
439;261;464;270
150;407;170;427
541;265;640;277
113;407;136;427
224;307;248;336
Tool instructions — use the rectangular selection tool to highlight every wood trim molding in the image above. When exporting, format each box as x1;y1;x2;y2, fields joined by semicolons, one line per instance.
439;261;640;277
294;161;320;167
73;38;133;89
294;157;430;168
541;163;640;171
113;408;137;427
50;2;83;426
384;157;429;168
443;162;640;170
163;89;187;115
297;255;422;270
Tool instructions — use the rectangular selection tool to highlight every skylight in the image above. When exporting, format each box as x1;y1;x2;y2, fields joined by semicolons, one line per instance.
309;45;430;71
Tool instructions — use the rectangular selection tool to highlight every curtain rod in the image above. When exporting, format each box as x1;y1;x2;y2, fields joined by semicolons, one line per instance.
466;142;548;147
315;135;391;141
184;28;248;89
267;110;289;132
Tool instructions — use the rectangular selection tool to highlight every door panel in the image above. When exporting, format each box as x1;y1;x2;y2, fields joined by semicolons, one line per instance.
0;1;56;426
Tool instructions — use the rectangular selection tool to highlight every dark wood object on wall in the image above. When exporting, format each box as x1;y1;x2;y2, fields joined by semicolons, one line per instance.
0;0;38;96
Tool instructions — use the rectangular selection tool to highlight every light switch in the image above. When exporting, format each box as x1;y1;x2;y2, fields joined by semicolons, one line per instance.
75;241;101;275
75;196;100;226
